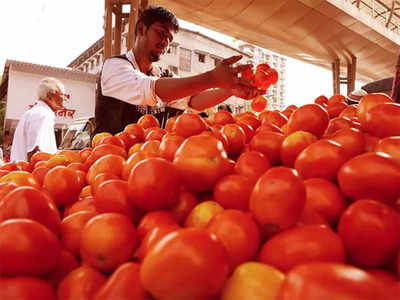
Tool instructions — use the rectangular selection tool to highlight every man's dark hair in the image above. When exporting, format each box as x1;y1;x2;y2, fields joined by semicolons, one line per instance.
217;104;233;113
135;6;179;36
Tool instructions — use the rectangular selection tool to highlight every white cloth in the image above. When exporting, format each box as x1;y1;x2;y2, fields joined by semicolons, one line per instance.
101;49;189;111
10;101;57;162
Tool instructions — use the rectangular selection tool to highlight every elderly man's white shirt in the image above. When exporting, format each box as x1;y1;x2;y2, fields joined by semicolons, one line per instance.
10;101;57;162
101;49;188;110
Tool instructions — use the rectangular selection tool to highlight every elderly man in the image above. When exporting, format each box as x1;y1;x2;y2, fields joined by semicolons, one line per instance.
95;6;264;134
10;77;68;162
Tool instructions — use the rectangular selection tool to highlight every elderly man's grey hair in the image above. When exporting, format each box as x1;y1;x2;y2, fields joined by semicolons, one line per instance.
37;77;65;101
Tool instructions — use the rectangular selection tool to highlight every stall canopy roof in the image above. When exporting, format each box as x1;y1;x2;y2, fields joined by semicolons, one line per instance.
152;0;400;82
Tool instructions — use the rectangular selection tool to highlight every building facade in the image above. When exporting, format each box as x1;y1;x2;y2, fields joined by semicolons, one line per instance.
68;25;287;113
237;43;287;111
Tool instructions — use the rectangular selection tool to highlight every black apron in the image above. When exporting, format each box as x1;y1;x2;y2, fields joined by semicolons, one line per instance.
93;55;183;136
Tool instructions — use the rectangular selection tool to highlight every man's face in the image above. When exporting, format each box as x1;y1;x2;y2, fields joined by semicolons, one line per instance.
48;90;68;111
144;22;174;62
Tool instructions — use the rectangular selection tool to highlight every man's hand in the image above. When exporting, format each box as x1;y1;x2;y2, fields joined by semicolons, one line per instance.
230;84;266;100
210;55;255;89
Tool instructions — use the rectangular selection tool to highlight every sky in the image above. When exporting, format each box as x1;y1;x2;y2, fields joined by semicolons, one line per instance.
0;0;364;107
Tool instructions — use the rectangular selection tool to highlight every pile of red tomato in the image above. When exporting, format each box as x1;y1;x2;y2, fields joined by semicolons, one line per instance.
0;90;400;300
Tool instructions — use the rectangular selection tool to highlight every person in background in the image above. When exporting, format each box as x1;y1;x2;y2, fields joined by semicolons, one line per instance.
347;77;393;104
95;5;264;134
0;147;4;166
217;103;233;113
10;77;68;162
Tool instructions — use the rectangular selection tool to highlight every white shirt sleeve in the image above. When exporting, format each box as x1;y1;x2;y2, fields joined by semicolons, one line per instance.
25;112;56;154
101;58;159;106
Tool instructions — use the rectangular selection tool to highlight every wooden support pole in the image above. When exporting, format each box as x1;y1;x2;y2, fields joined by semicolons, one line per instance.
127;0;139;50
104;0;113;59
332;59;340;95
347;56;357;95
386;1;395;27
114;4;122;55
392;51;400;102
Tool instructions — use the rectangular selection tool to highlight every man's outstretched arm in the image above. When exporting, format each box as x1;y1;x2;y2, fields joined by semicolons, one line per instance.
155;55;258;103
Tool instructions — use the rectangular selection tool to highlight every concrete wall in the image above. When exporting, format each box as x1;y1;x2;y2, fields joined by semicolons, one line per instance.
6;67;96;125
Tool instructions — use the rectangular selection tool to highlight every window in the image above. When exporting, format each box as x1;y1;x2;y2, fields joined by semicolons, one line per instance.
198;53;205;63
169;65;178;75
213;57;221;66
179;48;191;72
167;45;177;55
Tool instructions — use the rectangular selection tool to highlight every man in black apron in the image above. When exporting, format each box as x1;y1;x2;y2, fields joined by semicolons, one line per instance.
94;6;264;135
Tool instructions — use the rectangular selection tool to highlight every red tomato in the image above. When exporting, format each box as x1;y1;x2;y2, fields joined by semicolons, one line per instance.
124;123;145;140
249;131;284;165
339;105;357;119
63;196;97;217
139;140;160;156
236;121;255;143
144;127;167;141
170;189;198;225
174;113;208;138
234;151;271;183
207;209;260;271
115;131;140;150
46;250;79;289
60;211;97;258
94;179;140;222
93;262;150;300
159;134;185;161
213;174;254;211
140;228;229;300
338;200;400;268
259;225;345;272
221;123;246;159
128;158;180;211
80;213;138;272
286;104;329;138
0;219;61;276
357;93;392;130
0;186;61;235
249;167;306;236
259;110;288;128
0;277;57;300
251;95;268;112
303;178;346;226
0;171;40;189
295;139;349;181
324;117;352;136
137;114;160;129
43;166;83;206
280;131;317;168
57;265;107;300
374;136;400;165
137;224;180;261
86;154;125;184
213;110;235;125
235;114;261;131
173;135;230;192
122;150;156;180
137;210;178;241
364;102;400;137
327;127;366;158
327;102;348;118
314;95;328;106
328;94;347;105
99;135;126;148
337;152;400;204
84;144;127;169
278;263;387;300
